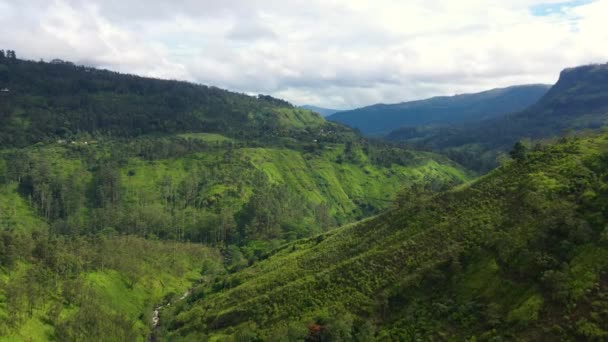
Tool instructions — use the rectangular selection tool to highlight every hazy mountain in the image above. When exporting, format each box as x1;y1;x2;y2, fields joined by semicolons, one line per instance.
300;105;344;117
389;63;608;171
328;85;551;136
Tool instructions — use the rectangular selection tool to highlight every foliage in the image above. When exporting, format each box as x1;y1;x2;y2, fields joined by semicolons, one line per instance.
0;232;219;341
0;138;468;248
0;57;329;147
0;54;473;341
163;132;608;340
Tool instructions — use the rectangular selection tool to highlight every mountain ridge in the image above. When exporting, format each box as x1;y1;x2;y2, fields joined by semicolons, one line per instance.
0;57;328;147
388;63;608;171
300;105;344;117
328;84;551;136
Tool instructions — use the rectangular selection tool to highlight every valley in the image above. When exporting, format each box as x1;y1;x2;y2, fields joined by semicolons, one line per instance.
0;26;607;340
0;57;470;341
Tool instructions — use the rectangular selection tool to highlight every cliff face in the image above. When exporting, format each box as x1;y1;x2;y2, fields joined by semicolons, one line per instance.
535;63;608;113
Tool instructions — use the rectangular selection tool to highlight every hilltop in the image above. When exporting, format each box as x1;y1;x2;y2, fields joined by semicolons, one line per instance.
0;57;470;244
0;57;328;147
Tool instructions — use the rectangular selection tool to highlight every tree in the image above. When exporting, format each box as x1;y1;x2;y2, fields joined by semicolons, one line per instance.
0;231;18;269
5;50;16;60
92;165;123;208
510;141;529;161
0;50;5;60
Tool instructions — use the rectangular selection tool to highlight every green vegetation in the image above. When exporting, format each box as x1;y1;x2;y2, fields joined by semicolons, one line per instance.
0;55;472;340
6;52;608;341
0;232;219;341
163;132;608;340
0;136;468;245
0;57;328;147
0;56;469;246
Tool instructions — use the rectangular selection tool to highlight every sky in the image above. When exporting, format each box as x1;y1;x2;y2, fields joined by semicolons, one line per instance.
0;0;607;109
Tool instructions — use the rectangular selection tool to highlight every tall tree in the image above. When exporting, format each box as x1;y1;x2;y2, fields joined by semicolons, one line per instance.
510;141;529;162
92;164;123;208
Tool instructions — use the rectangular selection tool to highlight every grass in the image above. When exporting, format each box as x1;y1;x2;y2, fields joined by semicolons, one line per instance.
0;238;221;341
0;183;47;232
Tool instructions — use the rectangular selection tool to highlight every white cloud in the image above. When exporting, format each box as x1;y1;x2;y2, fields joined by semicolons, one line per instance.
0;0;606;109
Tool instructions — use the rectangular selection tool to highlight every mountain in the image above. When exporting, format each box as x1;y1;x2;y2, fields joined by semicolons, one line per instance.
327;85;551;136
0;57;470;241
0;58;327;147
300;105;344;117
0;56;471;339
389;63;608;172
162;131;608;341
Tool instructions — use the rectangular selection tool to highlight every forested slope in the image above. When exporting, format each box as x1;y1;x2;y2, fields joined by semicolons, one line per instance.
0;135;468;246
0;56;472;341
163;132;608;340
0;230;220;341
0;57;326;146
0;57;470;248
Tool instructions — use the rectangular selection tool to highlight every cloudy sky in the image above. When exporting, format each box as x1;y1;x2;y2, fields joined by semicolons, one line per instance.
1;0;607;109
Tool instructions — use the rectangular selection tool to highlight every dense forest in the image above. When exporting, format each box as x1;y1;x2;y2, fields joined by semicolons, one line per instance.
163;131;608;341
2;51;608;341
0;136;467;244
0;55;471;340
0;55;331;147
0;230;219;341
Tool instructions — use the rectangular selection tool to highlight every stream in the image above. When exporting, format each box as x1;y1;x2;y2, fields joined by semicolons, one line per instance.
148;289;192;342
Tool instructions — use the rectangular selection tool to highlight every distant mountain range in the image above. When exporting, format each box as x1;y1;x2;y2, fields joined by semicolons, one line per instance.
327;85;551;136
300;105;344;117
388;63;608;171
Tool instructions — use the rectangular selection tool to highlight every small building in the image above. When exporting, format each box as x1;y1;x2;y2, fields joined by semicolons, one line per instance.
0;88;9;93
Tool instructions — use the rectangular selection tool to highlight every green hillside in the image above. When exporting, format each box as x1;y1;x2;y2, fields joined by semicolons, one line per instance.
0;135;468;245
0;58;326;147
0;230;220;341
0;57;472;341
163;131;608;340
0;56;470;246
328;85;550;136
